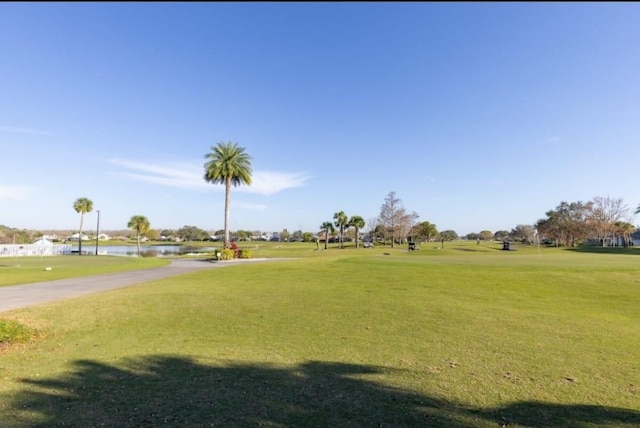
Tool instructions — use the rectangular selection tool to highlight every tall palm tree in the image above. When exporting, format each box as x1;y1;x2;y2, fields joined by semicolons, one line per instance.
333;211;348;249
348;215;365;249
320;221;335;250
203;142;253;248
127;215;150;257
614;221;635;247
73;197;93;255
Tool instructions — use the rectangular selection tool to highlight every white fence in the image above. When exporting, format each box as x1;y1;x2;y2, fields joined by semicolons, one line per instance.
0;244;72;257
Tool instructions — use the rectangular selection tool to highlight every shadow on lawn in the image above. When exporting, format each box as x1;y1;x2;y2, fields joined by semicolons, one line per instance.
565;246;640;256
451;247;495;253
4;356;639;427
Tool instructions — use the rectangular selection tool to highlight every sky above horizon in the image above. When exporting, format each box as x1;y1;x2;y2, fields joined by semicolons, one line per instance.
2;3;640;235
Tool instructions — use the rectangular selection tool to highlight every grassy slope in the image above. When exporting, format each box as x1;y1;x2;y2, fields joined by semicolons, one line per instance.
0;242;639;427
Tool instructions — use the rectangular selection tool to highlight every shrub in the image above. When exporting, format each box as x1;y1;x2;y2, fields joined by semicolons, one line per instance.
220;249;235;260
238;249;252;259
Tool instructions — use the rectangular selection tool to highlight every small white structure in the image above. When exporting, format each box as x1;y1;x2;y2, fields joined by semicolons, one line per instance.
33;237;54;246
67;233;90;241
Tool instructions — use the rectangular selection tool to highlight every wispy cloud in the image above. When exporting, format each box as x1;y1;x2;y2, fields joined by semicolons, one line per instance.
0;126;52;136
0;185;31;201
248;171;310;195
109;158;208;190
108;158;309;195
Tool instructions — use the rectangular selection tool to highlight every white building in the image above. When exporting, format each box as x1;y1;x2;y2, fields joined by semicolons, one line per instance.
67;233;90;241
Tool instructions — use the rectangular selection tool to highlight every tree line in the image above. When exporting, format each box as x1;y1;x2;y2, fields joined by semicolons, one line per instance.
64;192;640;254
40;141;640;252
534;196;636;247
317;193;639;249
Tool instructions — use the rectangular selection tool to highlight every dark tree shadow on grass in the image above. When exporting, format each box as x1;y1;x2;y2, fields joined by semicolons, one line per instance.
3;356;639;427
451;247;497;253
565;246;640;256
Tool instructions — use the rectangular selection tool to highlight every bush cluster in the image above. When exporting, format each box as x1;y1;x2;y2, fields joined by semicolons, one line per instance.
217;244;252;260
220;249;235;260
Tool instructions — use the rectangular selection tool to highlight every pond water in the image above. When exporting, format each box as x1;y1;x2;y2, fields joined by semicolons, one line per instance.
70;245;219;258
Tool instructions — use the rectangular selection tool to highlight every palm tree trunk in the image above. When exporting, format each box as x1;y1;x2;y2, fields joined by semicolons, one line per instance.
136;235;141;257
78;214;84;255
224;179;231;248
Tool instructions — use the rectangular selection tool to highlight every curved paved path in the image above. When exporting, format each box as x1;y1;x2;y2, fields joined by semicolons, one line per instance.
0;258;280;314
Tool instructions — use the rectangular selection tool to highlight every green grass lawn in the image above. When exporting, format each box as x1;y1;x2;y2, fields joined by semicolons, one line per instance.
0;242;639;427
0;255;170;287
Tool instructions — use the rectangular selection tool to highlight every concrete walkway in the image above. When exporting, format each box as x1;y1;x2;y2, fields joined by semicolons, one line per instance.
0;258;279;314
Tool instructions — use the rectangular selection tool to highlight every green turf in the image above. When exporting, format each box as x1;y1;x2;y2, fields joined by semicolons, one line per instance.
0;319;40;346
0;255;170;287
0;242;639;427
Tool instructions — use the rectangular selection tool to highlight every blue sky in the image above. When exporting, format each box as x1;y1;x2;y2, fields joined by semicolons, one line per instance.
1;3;639;235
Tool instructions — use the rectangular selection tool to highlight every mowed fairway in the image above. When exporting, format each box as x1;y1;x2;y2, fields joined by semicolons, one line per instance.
0;255;169;287
1;242;639;427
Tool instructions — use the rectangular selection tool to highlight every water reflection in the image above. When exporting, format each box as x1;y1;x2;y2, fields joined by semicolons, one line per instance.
75;245;219;258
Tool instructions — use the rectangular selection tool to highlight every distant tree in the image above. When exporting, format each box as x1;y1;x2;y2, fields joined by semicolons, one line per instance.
439;230;458;241
374;224;388;244
127;215;150;257
73;197;93;255
18;230;33;244
536;201;592;247
333;211;349;248
465;232;479;241
177;225;209;241
404;211;420;243
160;229;176;240
280;229;291;242
319;221;335;250
2;228;32;244
510;225;535;244
146;229;160;241
478;230;493;241
612;221;635;247
302;232;314;242
348;215;365;248
493;230;510;241
416;221;438;242
378;191;405;248
365;217;379;243
589;196;629;246
203;141;252;248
